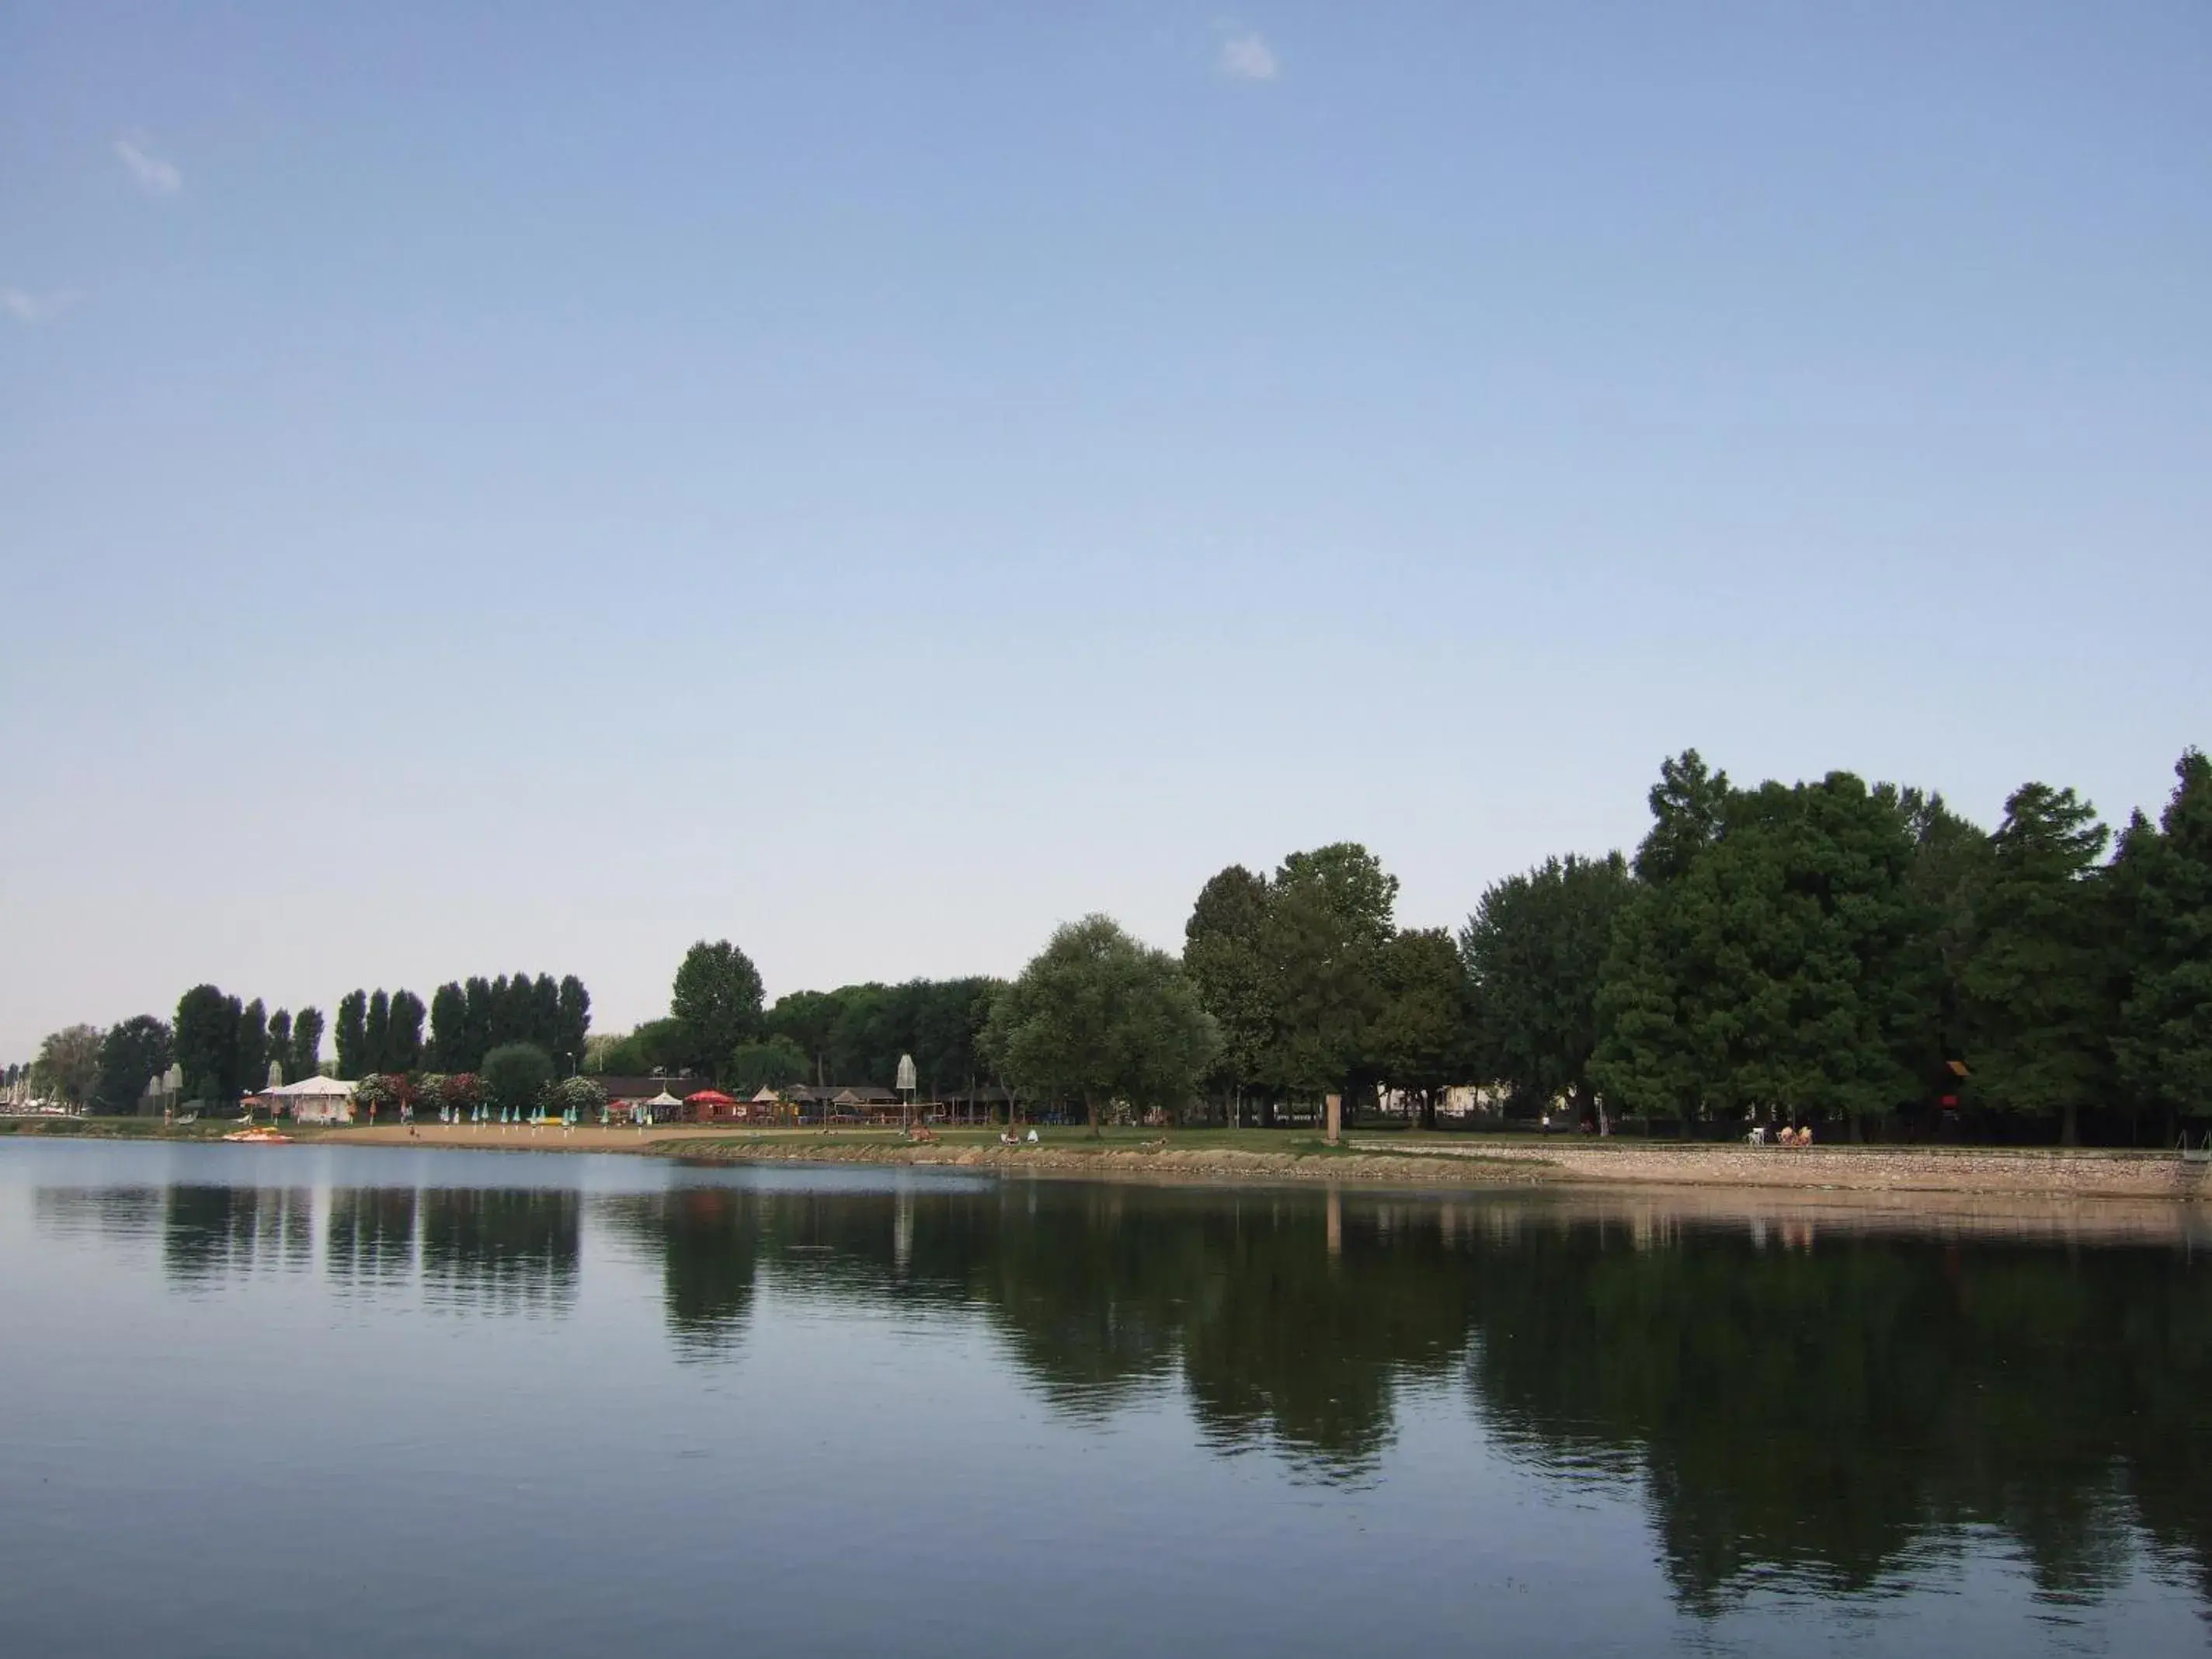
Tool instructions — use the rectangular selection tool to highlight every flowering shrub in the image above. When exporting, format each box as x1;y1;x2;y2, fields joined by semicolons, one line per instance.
440;1072;486;1113
554;1076;607;1115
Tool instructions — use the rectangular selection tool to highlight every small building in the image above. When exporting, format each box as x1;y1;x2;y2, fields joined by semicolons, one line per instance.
685;1090;743;1124
593;1075;711;1118
266;1075;358;1125
784;1084;900;1125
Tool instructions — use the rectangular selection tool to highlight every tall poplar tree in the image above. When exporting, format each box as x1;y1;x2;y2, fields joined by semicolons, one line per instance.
388;989;426;1073
335;990;368;1080
430;983;468;1071
266;1010;293;1085
236;998;270;1094
556;976;592;1075
290;1007;325;1081
364;989;392;1075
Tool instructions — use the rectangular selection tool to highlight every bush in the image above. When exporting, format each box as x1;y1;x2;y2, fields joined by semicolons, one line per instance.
482;1043;555;1113
553;1075;606;1115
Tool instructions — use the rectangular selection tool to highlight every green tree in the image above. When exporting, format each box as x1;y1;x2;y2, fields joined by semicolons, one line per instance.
1462;852;1633;1128
235;998;270;1094
334;989;368;1080
96;1015;172;1112
727;1037;810;1097
671;940;765;1075
586;1017;690;1076
1261;843;1397;1103
364;989;392;1075
265;1010;293;1085
1633;749;1732;883
33;1024;104;1106
176;984;241;1102
530;973;561;1051
2113;750;2212;1137
388;989;426;1073
764;989;844;1081
1960;784;2114;1144
462;976;494;1061
1891;789;1993;1090
983;915;1219;1132
556;975;592;1074
482;1042;555;1114
1596;769;1931;1137
1184;864;1275;1122
430;983;468;1071
290;1006;325;1081
1369;927;1473;1128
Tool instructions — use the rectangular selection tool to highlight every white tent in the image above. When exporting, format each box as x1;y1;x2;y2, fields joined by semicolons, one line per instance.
266;1074;357;1125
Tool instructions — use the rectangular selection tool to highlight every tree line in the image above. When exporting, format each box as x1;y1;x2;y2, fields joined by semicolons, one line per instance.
587;940;997;1102
567;744;2204;1142
12;968;592;1113
340;972;592;1080
986;746;2208;1141
18;745;2205;1141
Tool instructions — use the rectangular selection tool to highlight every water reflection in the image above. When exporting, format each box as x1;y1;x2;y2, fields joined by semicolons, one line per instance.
599;1188;761;1359
164;1185;315;1282
420;1189;579;1317
1462;1220;2212;1612
326;1188;416;1289
26;1167;2212;1620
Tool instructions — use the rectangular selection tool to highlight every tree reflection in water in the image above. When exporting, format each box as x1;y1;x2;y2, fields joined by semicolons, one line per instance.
161;1185;315;1282
606;1177;2212;1614
325;1188;417;1290
36;1167;2210;1617
419;1188;579;1317
598;1188;763;1360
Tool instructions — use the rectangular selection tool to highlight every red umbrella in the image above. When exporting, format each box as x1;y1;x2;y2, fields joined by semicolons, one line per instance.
685;1090;737;1105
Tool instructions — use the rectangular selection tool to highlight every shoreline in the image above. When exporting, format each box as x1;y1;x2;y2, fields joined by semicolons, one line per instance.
313;1123;2212;1203
10;1119;2209;1205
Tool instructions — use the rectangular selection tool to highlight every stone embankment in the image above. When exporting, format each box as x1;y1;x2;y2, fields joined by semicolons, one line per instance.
312;1123;2211;1202
1348;1139;2212;1201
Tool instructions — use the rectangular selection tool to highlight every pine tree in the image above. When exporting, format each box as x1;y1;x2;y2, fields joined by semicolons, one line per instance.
2113;751;2212;1138
1960;784;2114;1144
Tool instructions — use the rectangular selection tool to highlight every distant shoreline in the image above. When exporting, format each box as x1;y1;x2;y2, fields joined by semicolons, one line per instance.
39;1119;2203;1203
8;1118;2208;1205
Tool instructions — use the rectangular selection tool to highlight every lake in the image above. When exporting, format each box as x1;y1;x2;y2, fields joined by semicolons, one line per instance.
2;1140;2208;1656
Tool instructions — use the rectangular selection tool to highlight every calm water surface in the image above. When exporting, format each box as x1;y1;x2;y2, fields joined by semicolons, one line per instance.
2;1140;2209;1656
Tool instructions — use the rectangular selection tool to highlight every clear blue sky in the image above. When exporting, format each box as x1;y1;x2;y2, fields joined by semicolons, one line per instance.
4;2;2207;1060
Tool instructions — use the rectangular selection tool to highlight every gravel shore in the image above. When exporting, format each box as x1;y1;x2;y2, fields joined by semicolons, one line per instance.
310;1124;2212;1203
